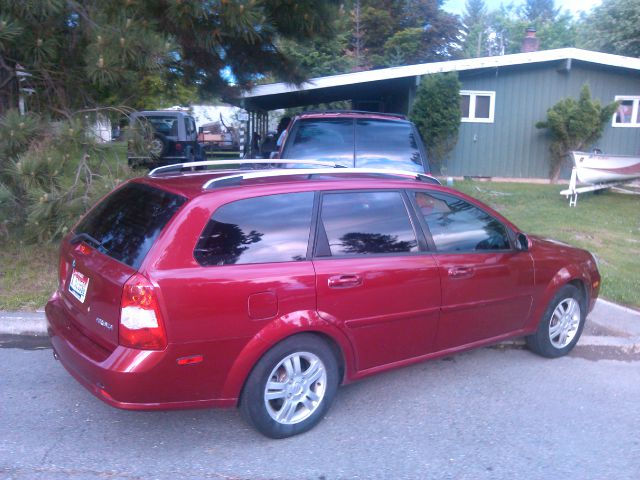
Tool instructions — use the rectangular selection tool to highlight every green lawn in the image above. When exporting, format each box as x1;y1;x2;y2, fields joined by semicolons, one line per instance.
1;180;638;311
454;181;640;308
0;242;58;311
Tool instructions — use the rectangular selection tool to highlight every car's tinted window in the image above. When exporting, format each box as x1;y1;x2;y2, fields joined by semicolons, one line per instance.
195;192;314;266
319;191;418;256
74;183;186;269
415;192;510;252
281;118;354;166
138;115;179;137
355;119;424;172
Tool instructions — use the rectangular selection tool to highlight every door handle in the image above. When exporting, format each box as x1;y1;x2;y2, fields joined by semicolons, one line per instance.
447;266;474;279
328;274;362;289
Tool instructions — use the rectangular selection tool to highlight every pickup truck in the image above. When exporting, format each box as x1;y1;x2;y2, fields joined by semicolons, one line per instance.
275;110;431;173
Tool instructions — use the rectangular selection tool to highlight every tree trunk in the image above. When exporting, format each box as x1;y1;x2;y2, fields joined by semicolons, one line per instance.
0;60;18;115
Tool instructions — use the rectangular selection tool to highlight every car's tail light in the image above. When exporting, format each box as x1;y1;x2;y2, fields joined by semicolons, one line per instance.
119;273;167;350
75;242;91;255
175;142;183;152
59;256;69;288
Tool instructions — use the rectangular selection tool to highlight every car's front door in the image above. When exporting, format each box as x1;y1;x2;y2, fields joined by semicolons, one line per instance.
412;191;535;350
313;190;441;372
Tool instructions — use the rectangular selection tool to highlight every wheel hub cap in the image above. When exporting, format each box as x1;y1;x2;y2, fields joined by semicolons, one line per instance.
264;351;327;425
549;297;581;349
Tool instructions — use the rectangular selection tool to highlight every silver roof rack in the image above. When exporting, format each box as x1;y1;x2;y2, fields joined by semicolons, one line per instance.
202;167;441;189
148;159;338;176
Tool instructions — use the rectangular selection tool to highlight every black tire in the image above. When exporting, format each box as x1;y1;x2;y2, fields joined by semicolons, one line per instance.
240;334;339;439
526;285;585;358
184;146;195;163
195;143;206;162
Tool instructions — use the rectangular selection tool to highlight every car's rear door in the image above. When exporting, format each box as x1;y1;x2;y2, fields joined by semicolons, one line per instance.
313;190;441;372
156;191;318;348
58;182;186;350
411;190;535;350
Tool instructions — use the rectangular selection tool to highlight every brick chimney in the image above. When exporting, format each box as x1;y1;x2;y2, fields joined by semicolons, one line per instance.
521;27;539;53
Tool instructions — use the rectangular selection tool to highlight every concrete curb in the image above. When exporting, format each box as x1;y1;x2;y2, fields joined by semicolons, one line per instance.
0;311;48;336
2;299;639;351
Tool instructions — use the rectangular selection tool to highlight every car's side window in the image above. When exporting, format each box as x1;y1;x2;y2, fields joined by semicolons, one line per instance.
317;191;418;256
184;117;196;136
194;192;314;266
414;191;511;253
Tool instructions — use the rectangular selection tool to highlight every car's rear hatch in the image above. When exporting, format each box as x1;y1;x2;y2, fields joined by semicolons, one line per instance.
58;182;186;350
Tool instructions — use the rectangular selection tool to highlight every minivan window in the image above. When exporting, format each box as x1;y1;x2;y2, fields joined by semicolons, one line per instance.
318;191;418;256
195;192;314;266
281;118;353;166
74;183;186;269
355;119;423;172
415;192;510;252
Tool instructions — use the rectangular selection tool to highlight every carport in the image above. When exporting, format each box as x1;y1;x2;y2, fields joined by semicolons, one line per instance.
228;68;424;157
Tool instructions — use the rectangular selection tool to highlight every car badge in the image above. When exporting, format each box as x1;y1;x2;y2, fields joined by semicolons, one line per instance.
96;317;114;331
72;259;76;268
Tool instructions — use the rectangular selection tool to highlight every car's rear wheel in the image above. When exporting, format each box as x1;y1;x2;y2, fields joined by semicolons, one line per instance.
526;284;585;358
240;334;339;438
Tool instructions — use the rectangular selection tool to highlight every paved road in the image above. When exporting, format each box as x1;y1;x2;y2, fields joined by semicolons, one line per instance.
1;345;639;480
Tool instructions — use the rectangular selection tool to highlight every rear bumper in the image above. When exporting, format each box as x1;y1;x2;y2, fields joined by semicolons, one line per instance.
46;292;236;410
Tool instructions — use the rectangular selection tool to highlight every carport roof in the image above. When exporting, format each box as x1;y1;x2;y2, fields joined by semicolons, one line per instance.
238;48;640;111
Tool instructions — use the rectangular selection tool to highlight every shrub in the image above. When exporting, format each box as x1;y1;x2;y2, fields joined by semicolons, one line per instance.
536;85;618;183
409;72;461;174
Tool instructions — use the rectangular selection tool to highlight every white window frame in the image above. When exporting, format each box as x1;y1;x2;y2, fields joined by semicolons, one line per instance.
612;96;640;128
460;90;496;123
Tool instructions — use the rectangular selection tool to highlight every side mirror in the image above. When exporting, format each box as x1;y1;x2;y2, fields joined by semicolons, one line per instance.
515;233;529;252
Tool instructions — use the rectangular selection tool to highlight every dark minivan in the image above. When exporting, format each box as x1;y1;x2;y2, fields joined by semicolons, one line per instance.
276;111;430;173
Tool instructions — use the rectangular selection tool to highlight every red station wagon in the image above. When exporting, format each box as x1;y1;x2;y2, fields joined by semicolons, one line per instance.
47;161;601;438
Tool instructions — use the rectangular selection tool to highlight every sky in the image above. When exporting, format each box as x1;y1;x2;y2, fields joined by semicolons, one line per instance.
442;0;603;17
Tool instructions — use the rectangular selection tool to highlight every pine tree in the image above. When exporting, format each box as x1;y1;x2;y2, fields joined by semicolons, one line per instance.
352;0;461;69
522;0;559;23
278;5;355;78
462;0;489;58
0;0;341;115
0;0;342;242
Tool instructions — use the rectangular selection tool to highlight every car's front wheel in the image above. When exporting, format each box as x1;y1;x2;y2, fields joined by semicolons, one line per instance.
526;284;585;358
240;334;339;438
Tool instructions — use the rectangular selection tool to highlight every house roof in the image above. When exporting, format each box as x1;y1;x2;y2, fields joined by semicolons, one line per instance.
239;48;640;111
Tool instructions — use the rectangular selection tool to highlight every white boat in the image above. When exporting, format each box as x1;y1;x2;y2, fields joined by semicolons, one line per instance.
561;151;640;206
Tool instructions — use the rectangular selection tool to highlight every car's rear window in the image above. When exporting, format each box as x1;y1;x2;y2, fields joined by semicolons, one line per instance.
282;118;354;166
73;183;186;269
355;119;424;172
136;115;179;137
281;117;426;172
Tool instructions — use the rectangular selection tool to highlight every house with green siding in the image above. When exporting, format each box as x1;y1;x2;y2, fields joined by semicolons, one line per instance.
240;47;640;180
